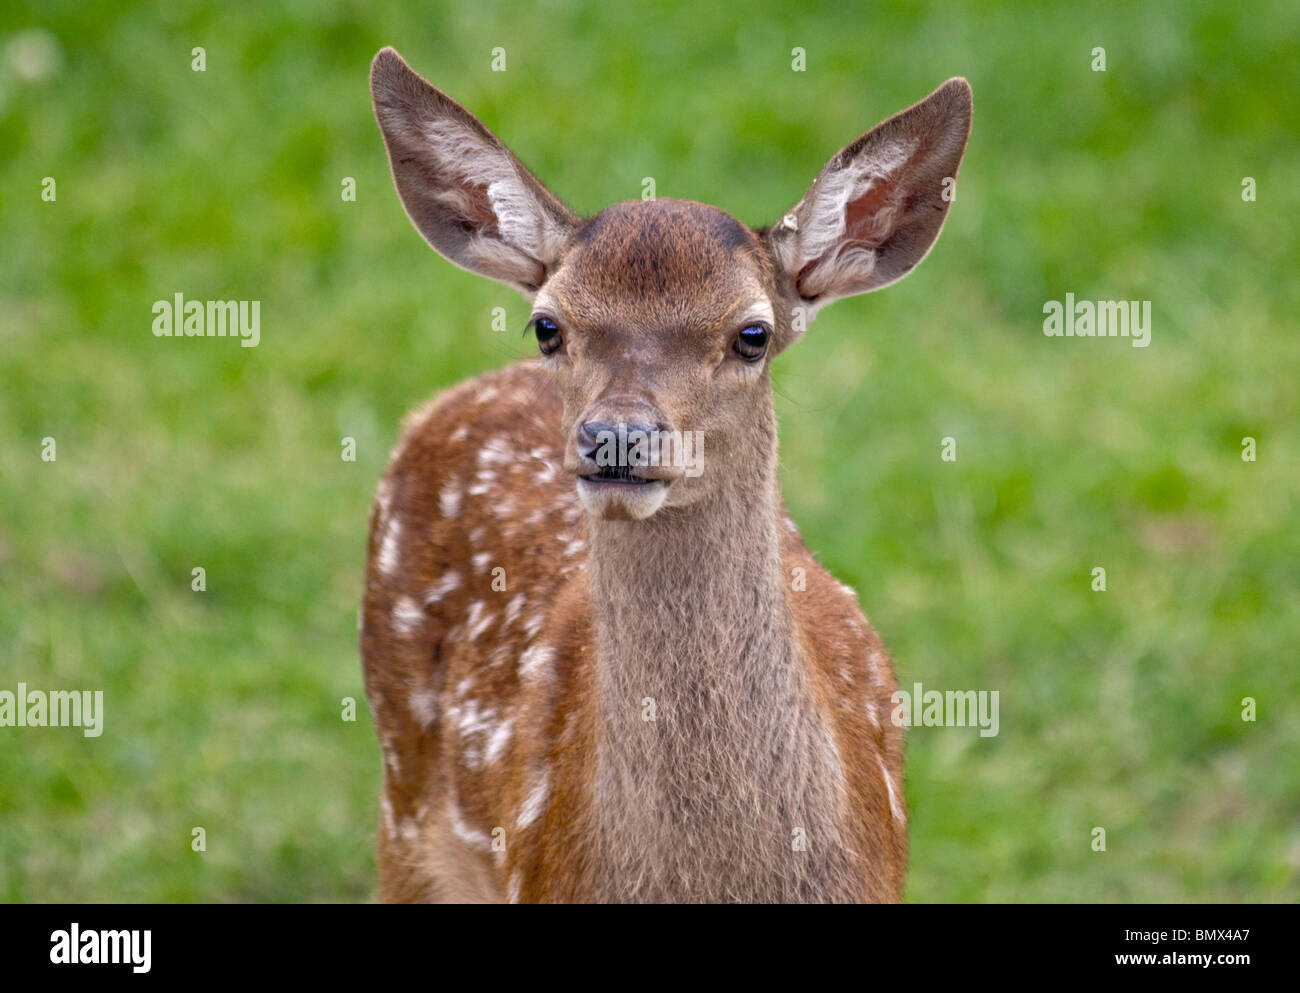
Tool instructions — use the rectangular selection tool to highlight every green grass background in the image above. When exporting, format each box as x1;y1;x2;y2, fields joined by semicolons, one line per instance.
2;0;1297;902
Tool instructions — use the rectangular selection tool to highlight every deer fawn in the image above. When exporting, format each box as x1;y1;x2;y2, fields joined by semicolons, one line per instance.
361;47;971;903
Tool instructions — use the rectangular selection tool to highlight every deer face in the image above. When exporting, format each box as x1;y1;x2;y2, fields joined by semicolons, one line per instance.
533;200;783;520
371;47;971;522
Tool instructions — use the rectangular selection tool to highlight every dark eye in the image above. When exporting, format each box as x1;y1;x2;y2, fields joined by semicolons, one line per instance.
733;324;770;361
532;317;563;356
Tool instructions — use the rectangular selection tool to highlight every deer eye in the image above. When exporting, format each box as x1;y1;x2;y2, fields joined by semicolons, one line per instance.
531;317;563;356
733;324;770;361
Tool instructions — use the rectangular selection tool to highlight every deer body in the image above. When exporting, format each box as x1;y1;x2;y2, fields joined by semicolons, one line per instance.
362;49;971;903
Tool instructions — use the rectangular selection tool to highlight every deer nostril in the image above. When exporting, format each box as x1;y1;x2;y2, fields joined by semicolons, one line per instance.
577;421;615;459
577;421;661;465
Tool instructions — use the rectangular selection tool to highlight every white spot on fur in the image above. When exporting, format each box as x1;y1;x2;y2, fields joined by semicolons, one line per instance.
450;803;491;852
390;595;424;636
526;447;559;484
503;593;526;628
465;600;494;640
454;697;502;771
518;642;555;682
478;444;515;467
493;494;517;521
472;551;492;573
507;870;522;904
517;771;551;829
467;468;497;497
377;515;402;576
484;718;514;766
455;698;498;741
424;570;462;604
440;482;462;518
409;687;438;729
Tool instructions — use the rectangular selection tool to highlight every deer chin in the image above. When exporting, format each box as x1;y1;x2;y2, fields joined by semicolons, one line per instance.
576;476;670;521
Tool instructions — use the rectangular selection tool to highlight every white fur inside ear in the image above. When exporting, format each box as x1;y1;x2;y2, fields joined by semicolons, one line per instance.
421;118;569;263
796;136;916;265
795;243;880;302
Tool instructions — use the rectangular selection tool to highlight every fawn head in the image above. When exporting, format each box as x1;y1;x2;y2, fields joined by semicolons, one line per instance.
371;48;971;521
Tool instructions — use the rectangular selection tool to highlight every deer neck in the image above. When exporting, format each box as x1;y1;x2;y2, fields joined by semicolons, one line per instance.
586;445;793;694
583;410;850;901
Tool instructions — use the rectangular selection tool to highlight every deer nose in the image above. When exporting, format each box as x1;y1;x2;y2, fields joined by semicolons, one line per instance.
577;420;661;464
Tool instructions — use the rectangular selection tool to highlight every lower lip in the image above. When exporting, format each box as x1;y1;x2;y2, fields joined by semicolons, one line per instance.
576;476;670;520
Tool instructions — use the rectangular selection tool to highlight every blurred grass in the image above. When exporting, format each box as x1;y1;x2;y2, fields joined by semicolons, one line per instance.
1;0;1297;902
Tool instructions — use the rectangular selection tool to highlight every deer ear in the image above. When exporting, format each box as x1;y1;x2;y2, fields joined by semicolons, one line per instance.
767;78;971;312
370;47;578;295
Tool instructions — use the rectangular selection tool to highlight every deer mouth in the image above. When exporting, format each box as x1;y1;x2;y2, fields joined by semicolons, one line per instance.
580;465;658;485
576;467;672;521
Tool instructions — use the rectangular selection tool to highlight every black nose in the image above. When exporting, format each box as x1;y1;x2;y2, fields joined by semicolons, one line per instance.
577;421;659;465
